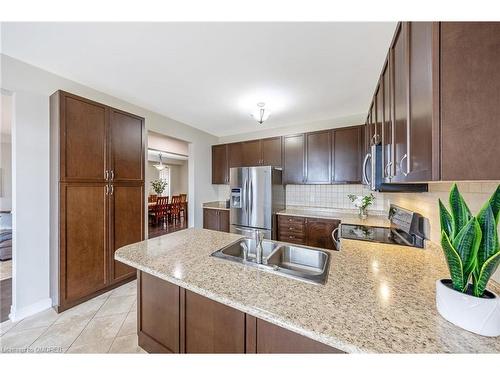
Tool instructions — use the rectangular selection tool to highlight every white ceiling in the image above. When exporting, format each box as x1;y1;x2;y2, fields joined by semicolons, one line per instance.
1;22;396;136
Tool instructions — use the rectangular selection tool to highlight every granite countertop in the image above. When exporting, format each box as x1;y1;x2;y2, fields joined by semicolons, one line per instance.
115;228;500;353
277;207;391;227
202;201;229;210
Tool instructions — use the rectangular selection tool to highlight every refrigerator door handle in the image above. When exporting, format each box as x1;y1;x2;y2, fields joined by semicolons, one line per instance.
249;178;253;218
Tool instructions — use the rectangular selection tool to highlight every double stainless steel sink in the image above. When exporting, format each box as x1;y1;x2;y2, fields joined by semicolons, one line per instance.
211;238;330;285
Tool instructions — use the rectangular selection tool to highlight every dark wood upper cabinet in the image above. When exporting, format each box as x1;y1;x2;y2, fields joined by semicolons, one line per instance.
391;22;409;183
440;22;500;180
375;85;383;142
261;137;282;166
109;184;144;284
211;144;229;184
305;130;331;184
381;59;393;181
203;208;229;232
185;290;246;353
241;139;262;166
60;93;107;182
228;142;243;168
60;183;108;303
109;109;145;182
406;22;435;182
332;126;364;184
283;134;305;184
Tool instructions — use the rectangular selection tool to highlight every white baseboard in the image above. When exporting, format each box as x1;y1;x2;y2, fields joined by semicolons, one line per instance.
9;298;53;322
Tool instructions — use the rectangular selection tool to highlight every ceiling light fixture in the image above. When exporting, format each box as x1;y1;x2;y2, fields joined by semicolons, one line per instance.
154;153;166;171
250;102;270;125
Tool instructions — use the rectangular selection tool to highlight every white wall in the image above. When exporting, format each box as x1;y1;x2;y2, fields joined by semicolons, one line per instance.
1;53;219;320
218;113;364;144
146;160;188;198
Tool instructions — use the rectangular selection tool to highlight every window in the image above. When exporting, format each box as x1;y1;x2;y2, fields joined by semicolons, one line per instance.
159;167;170;197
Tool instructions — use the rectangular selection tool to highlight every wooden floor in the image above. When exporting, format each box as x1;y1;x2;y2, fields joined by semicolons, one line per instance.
148;217;187;239
1;277;12;322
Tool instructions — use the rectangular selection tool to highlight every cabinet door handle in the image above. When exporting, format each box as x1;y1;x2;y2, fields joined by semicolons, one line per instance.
105;185;109;195
384;161;393;178
110;170;115;181
399;154;409;177
105;170;109;181
110;185;114;195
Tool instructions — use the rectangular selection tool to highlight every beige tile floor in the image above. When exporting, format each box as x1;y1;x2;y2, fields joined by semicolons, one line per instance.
0;280;145;353
0;260;12;281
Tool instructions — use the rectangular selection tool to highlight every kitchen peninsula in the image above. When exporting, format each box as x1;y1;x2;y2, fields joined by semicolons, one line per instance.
115;228;500;353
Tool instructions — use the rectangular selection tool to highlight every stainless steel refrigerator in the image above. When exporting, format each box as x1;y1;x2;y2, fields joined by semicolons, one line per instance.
229;166;284;239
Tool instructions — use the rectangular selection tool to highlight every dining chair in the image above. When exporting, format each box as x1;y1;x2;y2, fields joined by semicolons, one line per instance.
155;196;169;225
170;195;181;223
179;194;187;220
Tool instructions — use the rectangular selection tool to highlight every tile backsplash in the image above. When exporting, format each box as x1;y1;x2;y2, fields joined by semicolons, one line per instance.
285;184;385;212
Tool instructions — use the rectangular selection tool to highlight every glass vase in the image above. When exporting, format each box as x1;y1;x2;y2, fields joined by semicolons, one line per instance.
358;207;368;220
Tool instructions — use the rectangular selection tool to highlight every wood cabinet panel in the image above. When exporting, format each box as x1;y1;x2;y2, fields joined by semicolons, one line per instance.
185;290;246;353
407;22;434;181
109;109;144;182
391;23;409;182
203;208;220;231
218;209;230;233
228;142;243;168
440;22;500;180
375;85;383;141
211;144;229;184
61;183;108;302
305;130;331;184
241;139;262;166
60;93;107;181
256;318;340;353
304;218;339;250
283;134;305;184
261;137;282;166
138;272;180;353
109;184;144;283
332;126;363;183
382;61;393;180
203;208;229;232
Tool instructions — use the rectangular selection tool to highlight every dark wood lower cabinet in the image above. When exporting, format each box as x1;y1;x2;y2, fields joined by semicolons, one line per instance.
203;208;229;232
185;291;246;353
253;318;341;353
137;271;342;354
138;271;180;353
277;215;340;250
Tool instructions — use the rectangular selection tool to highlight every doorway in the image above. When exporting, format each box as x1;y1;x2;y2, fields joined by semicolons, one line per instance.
146;132;189;238
0;91;13;322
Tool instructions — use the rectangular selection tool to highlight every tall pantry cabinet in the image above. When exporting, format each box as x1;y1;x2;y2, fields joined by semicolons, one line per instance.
50;91;145;312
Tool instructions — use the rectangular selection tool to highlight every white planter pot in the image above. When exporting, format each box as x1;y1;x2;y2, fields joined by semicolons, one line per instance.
436;279;500;337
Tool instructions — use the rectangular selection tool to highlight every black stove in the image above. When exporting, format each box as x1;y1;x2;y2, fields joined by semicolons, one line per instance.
339;205;426;249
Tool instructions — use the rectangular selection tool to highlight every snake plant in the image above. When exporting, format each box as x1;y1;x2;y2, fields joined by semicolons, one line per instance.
439;184;500;297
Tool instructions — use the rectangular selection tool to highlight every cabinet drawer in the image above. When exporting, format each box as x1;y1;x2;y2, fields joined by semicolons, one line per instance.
278;215;305;225
279;222;305;232
278;232;306;245
278;226;305;237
